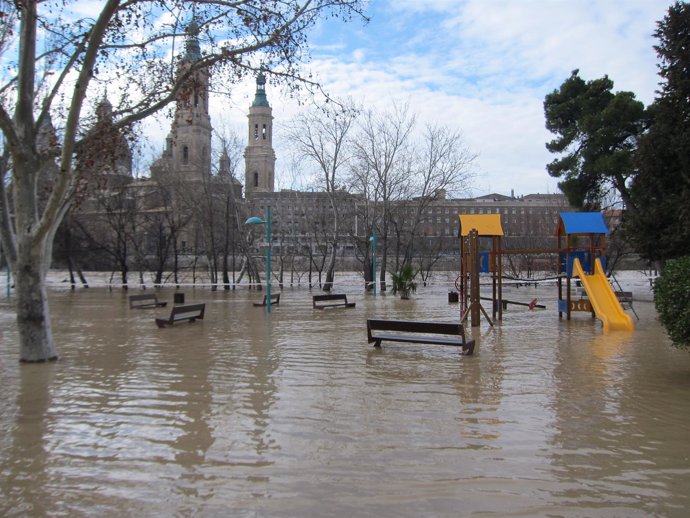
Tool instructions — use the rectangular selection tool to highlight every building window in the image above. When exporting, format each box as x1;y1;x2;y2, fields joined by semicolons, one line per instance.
262;124;267;140
182;146;189;164
254;124;259;140
254;172;259;187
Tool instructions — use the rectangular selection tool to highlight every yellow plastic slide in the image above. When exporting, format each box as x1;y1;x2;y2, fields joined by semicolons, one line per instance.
572;257;634;332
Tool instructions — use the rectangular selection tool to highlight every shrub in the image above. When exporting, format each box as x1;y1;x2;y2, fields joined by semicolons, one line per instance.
655;256;690;349
392;264;417;299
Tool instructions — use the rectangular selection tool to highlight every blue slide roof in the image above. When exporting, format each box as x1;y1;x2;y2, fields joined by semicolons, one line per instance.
558;212;609;235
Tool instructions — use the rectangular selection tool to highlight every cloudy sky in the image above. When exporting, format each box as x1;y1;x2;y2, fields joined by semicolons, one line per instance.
147;0;671;198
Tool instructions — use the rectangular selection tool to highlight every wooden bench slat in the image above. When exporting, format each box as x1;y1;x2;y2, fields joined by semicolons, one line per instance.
367;319;475;355
313;294;356;309
129;293;167;309
372;333;465;346
155;303;205;328
367;320;461;334
254;293;281;306
615;291;633;303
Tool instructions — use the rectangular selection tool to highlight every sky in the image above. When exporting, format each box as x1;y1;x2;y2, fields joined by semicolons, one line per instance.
145;0;673;198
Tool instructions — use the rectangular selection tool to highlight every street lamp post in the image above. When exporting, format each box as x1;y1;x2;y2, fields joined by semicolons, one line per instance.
245;206;272;314
370;231;376;295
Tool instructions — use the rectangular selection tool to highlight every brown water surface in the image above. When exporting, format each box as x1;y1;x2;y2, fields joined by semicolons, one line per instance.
1;281;689;517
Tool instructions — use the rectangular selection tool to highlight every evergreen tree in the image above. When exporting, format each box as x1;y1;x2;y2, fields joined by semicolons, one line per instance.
627;1;690;267
543;70;646;210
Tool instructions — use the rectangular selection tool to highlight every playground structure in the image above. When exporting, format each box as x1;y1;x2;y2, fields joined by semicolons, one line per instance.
556;212;634;332
457;215;503;327
457;212;634;332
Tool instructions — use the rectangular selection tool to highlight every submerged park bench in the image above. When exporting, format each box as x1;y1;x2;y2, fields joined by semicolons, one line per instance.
253;293;281;307
155;303;206;328
313;294;356;310
367;319;475;355
615;291;633;304
129;293;167;309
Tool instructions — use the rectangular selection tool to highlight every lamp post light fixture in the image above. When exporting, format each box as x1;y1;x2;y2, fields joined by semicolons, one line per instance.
369;231;376;295
245;206;272;314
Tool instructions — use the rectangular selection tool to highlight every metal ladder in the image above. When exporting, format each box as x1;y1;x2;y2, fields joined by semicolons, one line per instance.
609;273;640;321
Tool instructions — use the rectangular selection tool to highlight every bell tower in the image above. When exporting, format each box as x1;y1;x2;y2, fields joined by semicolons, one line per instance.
172;18;212;182
244;70;276;195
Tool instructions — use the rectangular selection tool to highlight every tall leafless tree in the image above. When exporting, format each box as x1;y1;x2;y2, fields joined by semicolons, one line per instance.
395;123;476;268
0;0;367;362
283;100;358;291
351;102;415;291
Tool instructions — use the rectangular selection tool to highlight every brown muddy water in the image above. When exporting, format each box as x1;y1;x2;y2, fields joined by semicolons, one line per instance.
1;278;689;517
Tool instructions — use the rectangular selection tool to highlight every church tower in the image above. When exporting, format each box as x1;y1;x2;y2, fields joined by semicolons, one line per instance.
244;70;276;195
169;18;212;182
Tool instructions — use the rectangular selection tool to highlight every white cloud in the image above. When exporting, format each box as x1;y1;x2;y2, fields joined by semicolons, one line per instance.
145;0;671;197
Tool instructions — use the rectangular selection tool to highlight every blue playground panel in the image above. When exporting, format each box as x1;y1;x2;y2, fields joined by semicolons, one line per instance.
479;252;490;273
559;251;606;277
560;251;590;277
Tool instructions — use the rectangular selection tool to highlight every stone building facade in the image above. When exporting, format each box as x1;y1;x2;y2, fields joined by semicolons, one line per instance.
69;20;573;275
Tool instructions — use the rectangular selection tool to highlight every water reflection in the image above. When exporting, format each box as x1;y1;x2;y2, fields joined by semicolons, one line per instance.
4;364;56;517
1;283;690;516
549;310;690;516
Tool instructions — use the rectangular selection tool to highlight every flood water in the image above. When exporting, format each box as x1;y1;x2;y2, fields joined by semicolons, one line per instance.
1;275;690;517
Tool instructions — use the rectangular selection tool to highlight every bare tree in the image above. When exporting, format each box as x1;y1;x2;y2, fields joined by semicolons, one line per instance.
214;130;246;290
53;213;90;289
348;160;379;289
146;179;191;287
73;185;139;289
352;103;415;291
283;101;358;290
415;236;456;286
0;0;367;362
394;124;476;268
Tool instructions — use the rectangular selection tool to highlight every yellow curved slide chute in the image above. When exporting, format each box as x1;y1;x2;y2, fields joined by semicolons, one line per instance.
572;258;634;332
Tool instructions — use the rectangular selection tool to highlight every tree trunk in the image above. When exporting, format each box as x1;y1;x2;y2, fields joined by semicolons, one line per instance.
173;246;180;288
222;252;230;290
323;245;336;291
120;267;128;290
380;242;388;292
78;269;89;288
67;257;77;290
14;248;58;362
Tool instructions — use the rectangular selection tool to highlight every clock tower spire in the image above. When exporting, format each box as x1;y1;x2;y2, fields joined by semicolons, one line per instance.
244;69;276;195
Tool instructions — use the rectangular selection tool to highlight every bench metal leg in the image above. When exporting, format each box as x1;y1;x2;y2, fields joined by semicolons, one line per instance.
461;341;475;355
